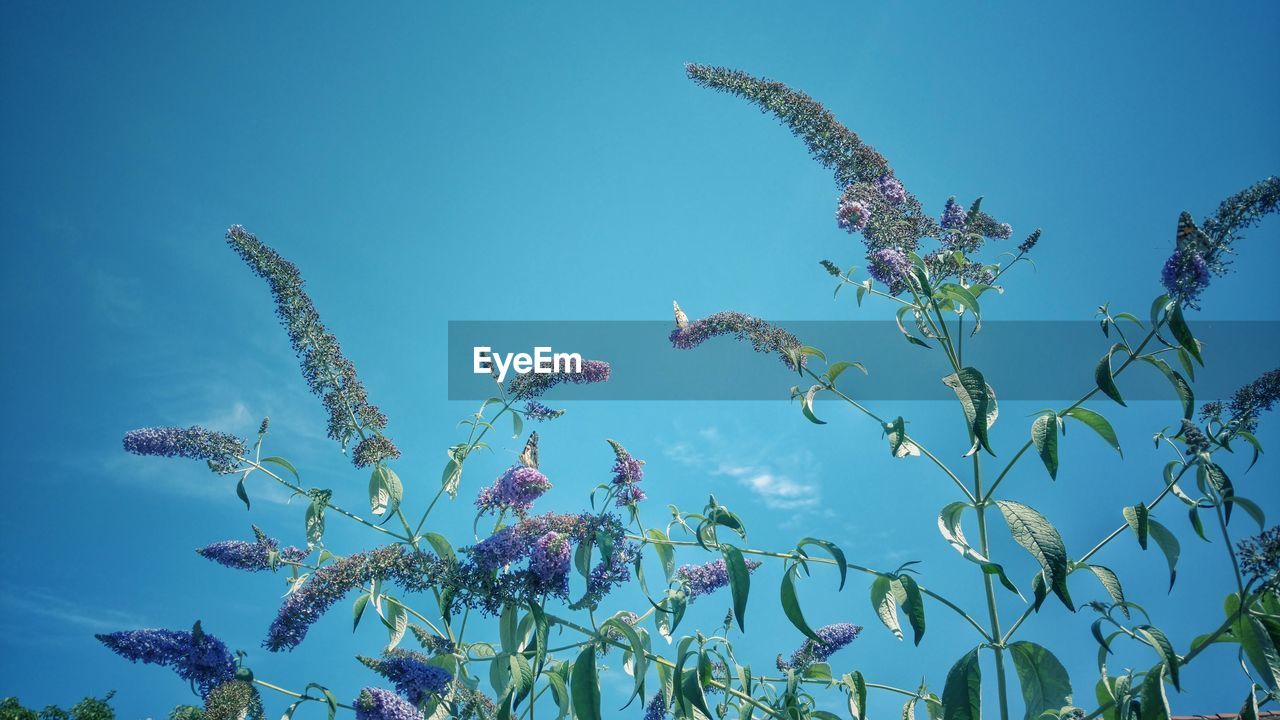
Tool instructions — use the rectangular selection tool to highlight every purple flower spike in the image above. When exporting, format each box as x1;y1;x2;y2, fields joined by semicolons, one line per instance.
529;531;572;588
198;526;307;572
1161;248;1211;307
522;401;565;422
866;248;913;295
669;311;804;370
123;426;246;474
96;624;236;698
837;199;872;232
508;360;612;401
675;558;762;601
475;465;552;516
775;623;862;672
355;688;423;720
940;197;967;230
359;652;452;705
874;175;907;205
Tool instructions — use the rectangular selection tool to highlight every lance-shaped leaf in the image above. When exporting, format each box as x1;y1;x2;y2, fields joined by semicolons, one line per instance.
1139;357;1194;420
1228;591;1280;691
1168;304;1203;366
570;646;601;720
1139;663;1170;720
798;537;848;590
1031;414;1060;480
1009;641;1073;720
941;647;982;720
1095;344;1128;406
1134;626;1179;690
937;502;1021;596
995;500;1073;610
847;671;868;720
722;544;751;632
1086;565;1127;616
897;574;927;646
601;615;647;706
1123;503;1149;550
1147;519;1180;591
870;575;903;640
781;565;823;643
942;367;997;456
886;416;920;458
1064;407;1122;457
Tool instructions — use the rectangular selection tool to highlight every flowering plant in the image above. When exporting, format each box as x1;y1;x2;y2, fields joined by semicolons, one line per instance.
88;65;1279;720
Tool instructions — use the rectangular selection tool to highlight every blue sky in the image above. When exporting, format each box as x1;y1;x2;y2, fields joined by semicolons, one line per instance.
2;2;1278;718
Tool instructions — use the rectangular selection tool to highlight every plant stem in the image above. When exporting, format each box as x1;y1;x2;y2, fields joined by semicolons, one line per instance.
253;679;355;710
242;458;408;541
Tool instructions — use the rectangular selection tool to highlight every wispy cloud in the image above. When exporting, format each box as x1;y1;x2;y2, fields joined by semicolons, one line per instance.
664;424;827;519
1;590;151;634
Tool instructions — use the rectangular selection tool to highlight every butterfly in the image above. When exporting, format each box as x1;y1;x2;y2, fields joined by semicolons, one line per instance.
518;431;539;469
673;300;689;329
1175;211;1211;256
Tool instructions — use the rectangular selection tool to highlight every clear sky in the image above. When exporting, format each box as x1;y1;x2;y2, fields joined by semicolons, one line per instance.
2;2;1278;718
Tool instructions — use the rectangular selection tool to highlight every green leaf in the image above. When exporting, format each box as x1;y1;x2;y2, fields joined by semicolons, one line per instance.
1139;664;1170;720
1139;357;1194;420
942;367;996;456
782;566;823;644
898;575;927;646
647;529;675;582
1095;344;1128;406
1231;496;1267;529
1123;503;1149;550
941;648;982;720
1009;641;1073;720
848;671;868;720
352;593;370;631
570;647;601;720
797;537;848;590
422;532;457;563
1134;626;1179;690
1147;519;1180;591
527;600;549;677
995;500;1073;610
511;410;523;440
722;544;751;632
801;384;827;425
261;456;300;480
1064;407;1123;457
1239;688;1260;720
870;575;904;641
1086;565;1127;615
1032;414;1060;480
937;502;1021;596
825;360;868;385
601;615;647;705
1227;593;1280;691
678;651;713;719
1238;431;1264;471
886;416;919;458
1168;304;1203;366
235;476;251;510
368;466;404;517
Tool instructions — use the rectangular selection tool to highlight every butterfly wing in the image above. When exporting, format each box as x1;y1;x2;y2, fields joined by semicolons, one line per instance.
518;431;540;469
1175;211;1210;255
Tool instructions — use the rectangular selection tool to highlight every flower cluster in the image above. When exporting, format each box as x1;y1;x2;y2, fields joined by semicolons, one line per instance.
608;439;646;507
1161;245;1211;307
357;651;452;706
475;465;552;516
924;250;996;287
197;526;307;572
1237;525;1280;587
675;558;763;601
122;426;246;474
874;174;906;205
95;624;236;698
1018;228;1042;254
867;248;913;295
265;545;437;651
669;311;803;370
225;226;397;465
1226;368;1280;434
775;623;862;672
204;680;264;720
352;436;402;468
940;197;967;231
836;198;871;232
1179;419;1211;455
522;401;565;422
643;694;668;720
459;512;637;613
354;688;423;720
819;259;842;276
507;360;612;401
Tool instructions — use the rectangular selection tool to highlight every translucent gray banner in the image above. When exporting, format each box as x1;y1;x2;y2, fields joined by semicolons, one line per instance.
446;321;1279;401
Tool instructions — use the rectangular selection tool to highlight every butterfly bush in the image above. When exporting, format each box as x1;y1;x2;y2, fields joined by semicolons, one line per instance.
92;63;1280;720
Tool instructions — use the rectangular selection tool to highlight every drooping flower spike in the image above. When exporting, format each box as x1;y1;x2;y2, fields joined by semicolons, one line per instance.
521;401;565;422
775;622;862;672
225;226;398;466
354;688;424;720
507;359;612;400
197;526;308;572
96;622;236;698
357;651;453;705
123;426;246;474
669;310;804;370
675;558;763;601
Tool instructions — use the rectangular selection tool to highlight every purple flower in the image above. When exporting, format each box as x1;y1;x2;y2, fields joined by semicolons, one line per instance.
607;440;646;508
96;624;236;698
354;688;423;720
358;652;452;705
1238;526;1280;587
836;199;871;232
264;546;434;651
507;359;611;401
940;197;967;231
1227;368;1280;433
675;558;762;600
874;175;907;205
1018;229;1042;254
669;311;803;370
225;226;398;466
198;526;307;572
475;465;552;516
866;248;913;295
522;401;565;422
122;426;246;474
529;531;571;589
1160;248;1211;307
775;623;862;672
643;694;668;720
353;436;402;468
